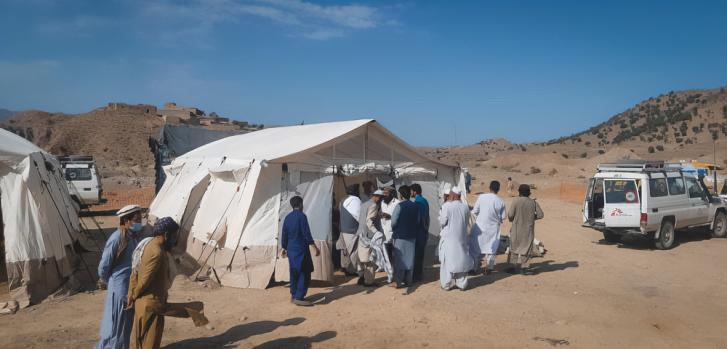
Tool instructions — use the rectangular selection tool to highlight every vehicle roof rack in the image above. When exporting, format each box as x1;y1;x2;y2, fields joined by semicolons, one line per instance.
597;160;683;173
57;155;95;162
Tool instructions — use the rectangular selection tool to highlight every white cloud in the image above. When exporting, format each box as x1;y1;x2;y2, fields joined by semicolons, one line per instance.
140;0;394;41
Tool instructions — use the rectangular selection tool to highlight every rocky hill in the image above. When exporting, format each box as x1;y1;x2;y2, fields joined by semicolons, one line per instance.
548;87;727;150
1;103;255;189
429;86;727;196
3;107;164;187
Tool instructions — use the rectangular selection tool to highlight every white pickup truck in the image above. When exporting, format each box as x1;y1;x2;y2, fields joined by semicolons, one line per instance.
582;161;727;249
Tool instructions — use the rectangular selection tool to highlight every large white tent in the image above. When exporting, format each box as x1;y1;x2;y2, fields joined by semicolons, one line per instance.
149;119;465;289
0;129;81;306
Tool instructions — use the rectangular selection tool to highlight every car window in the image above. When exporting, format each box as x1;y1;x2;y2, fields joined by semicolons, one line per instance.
65;168;92;181
685;177;704;199
667;177;686;195
649;178;668;197
604;179;639;203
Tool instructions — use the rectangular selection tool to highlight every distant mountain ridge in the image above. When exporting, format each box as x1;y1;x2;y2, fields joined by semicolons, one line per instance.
0;108;15;122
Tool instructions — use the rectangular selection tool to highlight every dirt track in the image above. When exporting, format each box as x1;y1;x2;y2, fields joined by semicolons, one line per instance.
1;196;727;349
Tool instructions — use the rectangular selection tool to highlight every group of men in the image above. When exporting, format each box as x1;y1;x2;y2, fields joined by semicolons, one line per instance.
337;182;431;289
430;180;545;291
279;177;545;305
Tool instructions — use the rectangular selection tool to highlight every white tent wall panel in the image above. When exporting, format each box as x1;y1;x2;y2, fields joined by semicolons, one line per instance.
230;164;280;249
1;164;48;262
150;157;226;222
0;148;80;305
174;174;210;255
190;176;242;245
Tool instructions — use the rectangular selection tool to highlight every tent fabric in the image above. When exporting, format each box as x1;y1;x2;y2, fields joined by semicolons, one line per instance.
0;129;81;306
149;119;462;289
150;124;245;192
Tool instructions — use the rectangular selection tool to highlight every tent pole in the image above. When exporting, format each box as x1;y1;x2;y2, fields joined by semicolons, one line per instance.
220;160;256;274
194;162;254;280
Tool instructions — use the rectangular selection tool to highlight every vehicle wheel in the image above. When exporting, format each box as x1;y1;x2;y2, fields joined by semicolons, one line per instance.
655;220;676;250
711;211;727;238
602;230;621;243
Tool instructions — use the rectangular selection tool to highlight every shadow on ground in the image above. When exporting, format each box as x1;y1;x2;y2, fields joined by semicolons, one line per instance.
252;331;337;349
467;259;579;290
162;317;306;349
595;227;714;250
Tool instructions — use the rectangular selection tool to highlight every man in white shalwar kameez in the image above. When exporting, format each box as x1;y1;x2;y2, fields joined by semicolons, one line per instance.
438;187;473;291
470;180;506;274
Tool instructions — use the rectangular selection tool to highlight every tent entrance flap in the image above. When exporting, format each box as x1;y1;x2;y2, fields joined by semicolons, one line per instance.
275;167;334;283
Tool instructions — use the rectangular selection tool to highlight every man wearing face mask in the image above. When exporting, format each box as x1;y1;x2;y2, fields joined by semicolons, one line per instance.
96;204;143;349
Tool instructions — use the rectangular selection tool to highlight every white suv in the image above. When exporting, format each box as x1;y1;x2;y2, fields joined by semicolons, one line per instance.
58;155;103;206
582;161;727;249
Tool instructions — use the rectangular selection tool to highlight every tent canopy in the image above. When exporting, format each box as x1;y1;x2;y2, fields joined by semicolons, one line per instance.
0;129;81;307
177;119;454;168
150;119;464;289
0;128;45;162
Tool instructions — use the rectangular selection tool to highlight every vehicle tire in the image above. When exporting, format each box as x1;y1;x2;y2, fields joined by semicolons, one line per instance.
602;230;621;243
711;211;727;238
655;220;676;250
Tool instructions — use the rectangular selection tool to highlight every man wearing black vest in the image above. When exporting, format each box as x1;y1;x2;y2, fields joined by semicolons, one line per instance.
337;184;361;275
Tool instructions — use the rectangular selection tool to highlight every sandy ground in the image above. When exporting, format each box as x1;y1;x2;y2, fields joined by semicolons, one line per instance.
2;194;727;349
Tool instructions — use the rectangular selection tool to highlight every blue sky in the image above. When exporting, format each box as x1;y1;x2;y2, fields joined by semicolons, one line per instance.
1;0;726;146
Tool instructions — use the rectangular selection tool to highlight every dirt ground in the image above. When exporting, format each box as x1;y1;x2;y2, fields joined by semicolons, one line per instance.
1;191;727;349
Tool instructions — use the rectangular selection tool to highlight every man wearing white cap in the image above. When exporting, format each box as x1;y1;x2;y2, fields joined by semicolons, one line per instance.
356;189;386;286
96;204;143;349
438;187;473;291
441;184;452;204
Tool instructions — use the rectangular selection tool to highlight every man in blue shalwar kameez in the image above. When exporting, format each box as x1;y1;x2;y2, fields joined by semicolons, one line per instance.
96;204;143;349
281;196;321;307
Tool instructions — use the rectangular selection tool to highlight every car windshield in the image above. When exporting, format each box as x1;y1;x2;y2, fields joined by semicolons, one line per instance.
65;168;92;181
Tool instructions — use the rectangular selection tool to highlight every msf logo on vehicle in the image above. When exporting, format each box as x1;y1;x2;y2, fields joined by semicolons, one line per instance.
610;208;631;217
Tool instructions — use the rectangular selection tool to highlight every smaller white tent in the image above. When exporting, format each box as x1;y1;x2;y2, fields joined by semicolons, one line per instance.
149;119;465;289
0;129;81;306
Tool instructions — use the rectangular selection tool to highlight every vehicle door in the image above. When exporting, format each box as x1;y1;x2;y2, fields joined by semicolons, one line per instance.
603;179;641;228
665;175;690;228
584;177;604;223
685;176;709;226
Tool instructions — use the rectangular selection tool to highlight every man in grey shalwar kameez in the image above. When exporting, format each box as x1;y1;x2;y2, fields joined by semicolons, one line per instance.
506;184;544;274
356;190;386;286
438;187;473;291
